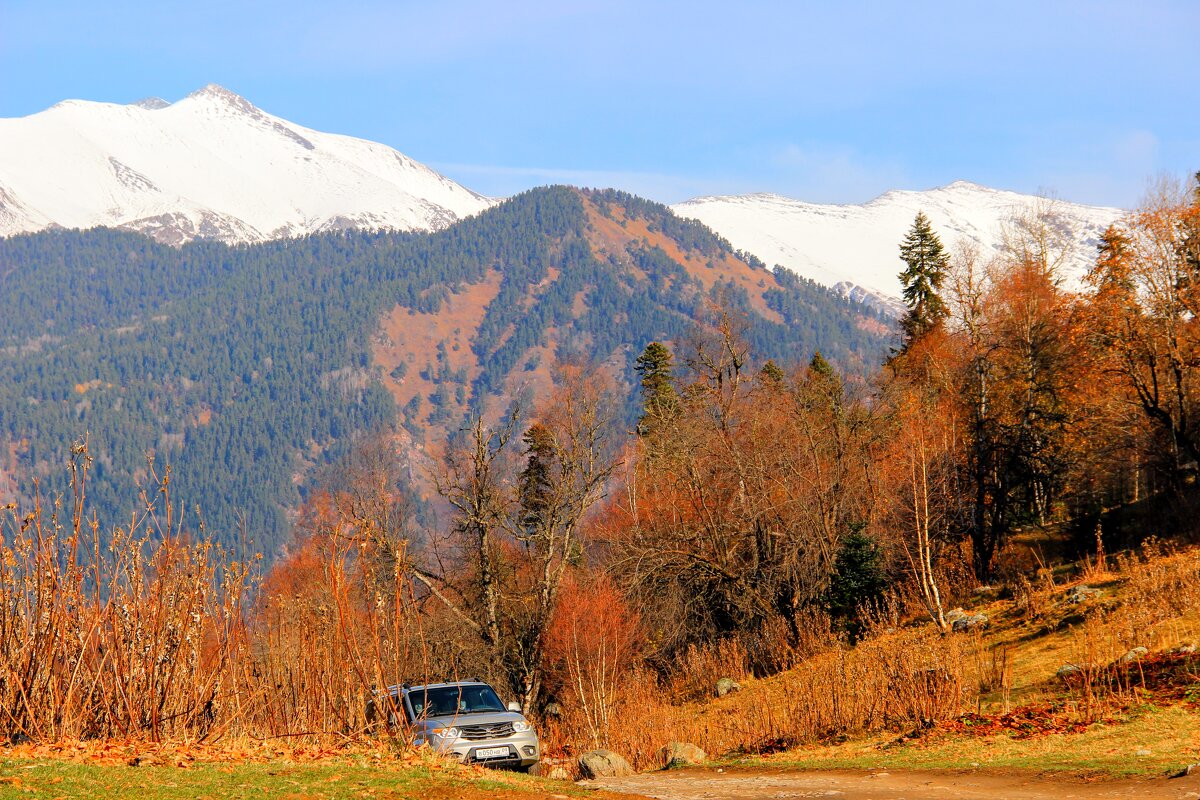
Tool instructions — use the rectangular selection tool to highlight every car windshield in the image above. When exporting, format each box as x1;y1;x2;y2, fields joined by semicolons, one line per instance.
408;685;505;717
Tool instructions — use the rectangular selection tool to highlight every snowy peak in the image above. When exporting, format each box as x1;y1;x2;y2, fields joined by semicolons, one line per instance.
672;183;1124;309
0;86;494;244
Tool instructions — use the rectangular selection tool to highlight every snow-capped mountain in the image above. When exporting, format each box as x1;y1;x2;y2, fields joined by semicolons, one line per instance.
672;182;1124;312
0;85;494;244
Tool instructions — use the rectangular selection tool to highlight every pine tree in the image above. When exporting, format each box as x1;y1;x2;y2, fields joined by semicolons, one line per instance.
898;211;950;347
807;351;834;380
759;359;785;387
634;341;678;434
518;423;556;536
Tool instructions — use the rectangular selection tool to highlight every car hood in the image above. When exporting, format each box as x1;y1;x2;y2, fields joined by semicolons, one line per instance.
419;710;525;727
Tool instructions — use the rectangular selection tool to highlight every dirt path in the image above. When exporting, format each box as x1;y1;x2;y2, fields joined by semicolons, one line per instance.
590;767;1200;800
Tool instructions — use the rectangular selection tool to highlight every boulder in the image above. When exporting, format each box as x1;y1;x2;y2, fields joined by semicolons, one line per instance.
715;677;742;697
1056;663;1081;679
1066;585;1103;605
952;613;989;633
546;765;572;781
945;608;967;623
661;741;706;768
1119;646;1149;664
578;749;634;779
1172;643;1197;655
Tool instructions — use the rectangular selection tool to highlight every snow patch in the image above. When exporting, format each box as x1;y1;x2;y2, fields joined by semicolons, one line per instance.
0;85;496;244
673;183;1123;299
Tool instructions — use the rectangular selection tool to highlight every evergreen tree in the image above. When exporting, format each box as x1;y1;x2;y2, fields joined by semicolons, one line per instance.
898;211;950;347
634;341;678;434
518;423;556;536
759;359;785;387
824;526;888;638
807;351;834;380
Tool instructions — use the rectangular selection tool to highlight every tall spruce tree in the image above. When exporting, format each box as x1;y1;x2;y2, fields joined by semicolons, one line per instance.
634;341;678;434
898;211;950;347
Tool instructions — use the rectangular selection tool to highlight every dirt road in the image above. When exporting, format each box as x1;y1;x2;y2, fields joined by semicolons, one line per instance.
591;767;1200;800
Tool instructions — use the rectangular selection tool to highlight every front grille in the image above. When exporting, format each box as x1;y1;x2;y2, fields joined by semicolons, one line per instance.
459;721;515;741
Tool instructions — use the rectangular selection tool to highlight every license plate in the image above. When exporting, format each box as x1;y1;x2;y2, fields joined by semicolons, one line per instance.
475;746;509;759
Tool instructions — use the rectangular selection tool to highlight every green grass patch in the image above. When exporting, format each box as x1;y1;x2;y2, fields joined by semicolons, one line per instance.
0;758;590;800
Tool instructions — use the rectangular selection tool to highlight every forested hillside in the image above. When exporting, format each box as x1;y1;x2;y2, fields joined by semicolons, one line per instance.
0;186;892;555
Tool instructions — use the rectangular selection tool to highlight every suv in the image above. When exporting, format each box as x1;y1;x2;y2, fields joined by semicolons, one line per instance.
379;680;540;771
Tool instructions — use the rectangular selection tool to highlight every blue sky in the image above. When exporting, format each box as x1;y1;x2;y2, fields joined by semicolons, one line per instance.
1;0;1196;208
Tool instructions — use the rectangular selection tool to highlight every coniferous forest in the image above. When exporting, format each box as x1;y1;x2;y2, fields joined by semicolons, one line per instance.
0;186;890;555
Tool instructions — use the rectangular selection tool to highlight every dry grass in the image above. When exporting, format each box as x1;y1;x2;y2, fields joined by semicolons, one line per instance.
0;442;459;746
544;626;972;773
762;703;1200;776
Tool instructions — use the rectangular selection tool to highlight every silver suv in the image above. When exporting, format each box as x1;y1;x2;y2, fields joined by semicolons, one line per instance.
381;680;540;771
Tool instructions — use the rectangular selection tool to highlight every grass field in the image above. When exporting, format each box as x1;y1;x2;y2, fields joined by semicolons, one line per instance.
0;751;615;800
744;703;1200;778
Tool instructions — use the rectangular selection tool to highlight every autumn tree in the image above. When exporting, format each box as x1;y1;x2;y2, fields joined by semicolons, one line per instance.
542;573;643;749
880;329;963;628
1087;177;1200;485
506;365;620;710
608;314;883;667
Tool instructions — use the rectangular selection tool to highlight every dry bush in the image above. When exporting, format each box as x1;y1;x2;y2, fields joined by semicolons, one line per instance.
0;443;461;746
1013;569;1056;622
1060;612;1145;722
666;638;749;702
1054;541;1200;723
0;446;252;742
1115;539;1200;626
541;574;644;750
739;609;838;675
968;630;1012;708
545;626;972;771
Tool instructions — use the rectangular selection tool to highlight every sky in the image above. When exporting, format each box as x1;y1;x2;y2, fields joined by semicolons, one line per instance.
1;0;1196;209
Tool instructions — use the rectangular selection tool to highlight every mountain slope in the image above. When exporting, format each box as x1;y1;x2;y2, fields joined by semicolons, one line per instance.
0;187;891;557
0;85;493;244
672;182;1123;308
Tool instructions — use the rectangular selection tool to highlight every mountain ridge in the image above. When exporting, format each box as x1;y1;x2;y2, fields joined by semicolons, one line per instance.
0;85;494;245
672;182;1124;311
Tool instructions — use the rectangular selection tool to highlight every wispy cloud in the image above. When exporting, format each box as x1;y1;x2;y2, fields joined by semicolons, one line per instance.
766;144;912;204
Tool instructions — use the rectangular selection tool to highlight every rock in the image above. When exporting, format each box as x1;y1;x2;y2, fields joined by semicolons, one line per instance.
661;741;706;768
1119;646;1149;664
716;677;742;697
1173;763;1200;777
546;766;571;781
973;585;1000;599
952;613;989;633
945;608;967;623
1137;748;1153;756
1173;643;1197;655
1066;585;1103;605
1056;663;1083;679
543;701;563;718
578;749;634;779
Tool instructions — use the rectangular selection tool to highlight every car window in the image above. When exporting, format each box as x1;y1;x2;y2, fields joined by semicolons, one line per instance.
407;685;505;716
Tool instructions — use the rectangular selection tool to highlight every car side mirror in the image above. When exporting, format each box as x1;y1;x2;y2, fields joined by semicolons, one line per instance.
507;701;521;712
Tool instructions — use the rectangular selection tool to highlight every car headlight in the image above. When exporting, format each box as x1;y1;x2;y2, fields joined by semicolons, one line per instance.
512;720;531;733
431;727;460;739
